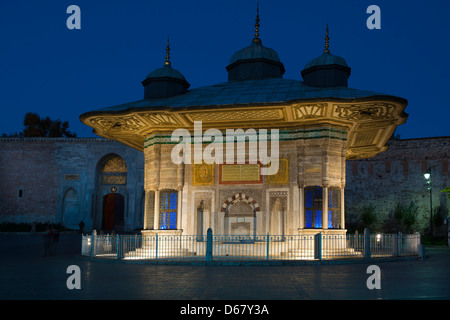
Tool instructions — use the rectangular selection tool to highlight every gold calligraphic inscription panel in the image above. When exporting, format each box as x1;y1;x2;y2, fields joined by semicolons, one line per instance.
193;163;215;186
219;164;262;184
267;158;289;184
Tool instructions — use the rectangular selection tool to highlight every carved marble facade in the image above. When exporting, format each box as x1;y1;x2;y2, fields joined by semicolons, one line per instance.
136;126;348;237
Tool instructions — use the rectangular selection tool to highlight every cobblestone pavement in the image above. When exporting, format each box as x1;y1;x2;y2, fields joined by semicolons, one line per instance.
0;234;449;302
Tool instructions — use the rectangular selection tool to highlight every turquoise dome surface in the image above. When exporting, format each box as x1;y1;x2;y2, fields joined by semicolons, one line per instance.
229;41;281;65
145;64;187;81
304;52;348;69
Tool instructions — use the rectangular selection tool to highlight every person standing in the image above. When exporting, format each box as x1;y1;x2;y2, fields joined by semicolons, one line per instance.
43;227;53;257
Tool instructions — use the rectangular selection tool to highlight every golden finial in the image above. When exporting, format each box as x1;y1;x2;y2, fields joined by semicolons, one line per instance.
324;24;330;53
165;35;171;66
253;2;261;44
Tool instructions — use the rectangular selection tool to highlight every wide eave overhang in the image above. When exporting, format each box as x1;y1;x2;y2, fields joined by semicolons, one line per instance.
80;79;408;160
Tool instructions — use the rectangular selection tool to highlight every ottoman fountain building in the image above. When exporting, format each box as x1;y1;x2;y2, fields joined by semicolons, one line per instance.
80;15;408;239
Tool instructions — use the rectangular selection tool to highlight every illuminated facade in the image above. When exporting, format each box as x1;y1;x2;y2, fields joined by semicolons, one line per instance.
80;15;408;238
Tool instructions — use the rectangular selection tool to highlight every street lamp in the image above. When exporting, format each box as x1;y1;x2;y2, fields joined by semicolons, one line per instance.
424;166;437;237
424;168;432;236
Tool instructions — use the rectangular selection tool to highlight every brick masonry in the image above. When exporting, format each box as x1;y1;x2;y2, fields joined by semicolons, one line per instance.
0;138;144;231
0;136;448;233
345;136;450;231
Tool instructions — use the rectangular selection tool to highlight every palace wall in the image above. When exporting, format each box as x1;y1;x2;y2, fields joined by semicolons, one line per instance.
345;136;450;230
0;138;145;230
0;136;448;233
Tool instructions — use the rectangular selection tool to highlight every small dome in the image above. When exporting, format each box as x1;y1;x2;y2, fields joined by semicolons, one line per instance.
304;52;348;69
229;40;281;65
301;25;351;88
226;7;285;81
142;39;190;99
145;64;187;81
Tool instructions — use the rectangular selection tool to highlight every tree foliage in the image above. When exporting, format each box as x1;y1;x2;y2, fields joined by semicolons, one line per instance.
383;201;419;233
2;112;77;138
441;186;450;199
360;204;377;229
433;204;448;230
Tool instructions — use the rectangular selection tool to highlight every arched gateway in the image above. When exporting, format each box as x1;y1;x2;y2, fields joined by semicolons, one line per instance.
94;154;128;232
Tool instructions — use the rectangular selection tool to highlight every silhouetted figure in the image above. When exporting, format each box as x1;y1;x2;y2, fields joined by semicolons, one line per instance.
79;220;85;234
43;227;53;257
30;221;37;233
51;225;59;255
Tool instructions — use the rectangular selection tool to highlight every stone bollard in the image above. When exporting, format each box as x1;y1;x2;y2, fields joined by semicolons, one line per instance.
206;228;213;263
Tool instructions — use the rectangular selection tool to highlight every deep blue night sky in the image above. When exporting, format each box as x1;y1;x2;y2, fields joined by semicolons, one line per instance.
1;0;449;139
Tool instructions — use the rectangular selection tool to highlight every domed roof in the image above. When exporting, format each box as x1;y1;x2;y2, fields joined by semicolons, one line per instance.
228;6;281;65
145;38;187;81
304;25;348;70
229;39;281;65
145;64;187;81
304;51;348;70
141;39;190;99
226;7;284;81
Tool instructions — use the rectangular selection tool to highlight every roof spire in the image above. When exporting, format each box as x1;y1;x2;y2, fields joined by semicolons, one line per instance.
165;35;171;66
253;2;261;44
324;24;330;53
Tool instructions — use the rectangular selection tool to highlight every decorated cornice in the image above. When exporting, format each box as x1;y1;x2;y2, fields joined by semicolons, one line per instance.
80;98;407;159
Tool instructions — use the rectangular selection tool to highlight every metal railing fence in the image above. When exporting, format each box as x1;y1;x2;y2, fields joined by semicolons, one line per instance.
81;230;421;263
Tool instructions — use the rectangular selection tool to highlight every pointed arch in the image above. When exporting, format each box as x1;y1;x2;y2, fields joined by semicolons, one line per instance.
62;188;80;229
221;192;260;237
98;153;127;185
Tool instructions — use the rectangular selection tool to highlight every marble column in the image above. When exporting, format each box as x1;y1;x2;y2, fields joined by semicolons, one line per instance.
340;187;345;229
177;189;182;230
143;190;152;229
299;187;304;230
153;190;160;230
322;186;328;229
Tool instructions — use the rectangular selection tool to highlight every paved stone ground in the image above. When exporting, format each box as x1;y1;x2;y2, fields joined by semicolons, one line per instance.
0;234;449;302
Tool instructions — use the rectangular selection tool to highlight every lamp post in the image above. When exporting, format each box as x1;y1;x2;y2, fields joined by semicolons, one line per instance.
424;170;432;236
424;165;437;237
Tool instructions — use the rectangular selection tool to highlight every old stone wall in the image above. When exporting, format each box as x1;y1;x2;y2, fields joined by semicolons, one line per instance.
345;136;450;232
0;138;145;231
1;136;448;234
0;138;58;223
